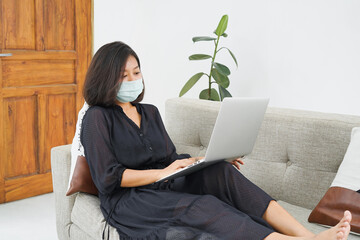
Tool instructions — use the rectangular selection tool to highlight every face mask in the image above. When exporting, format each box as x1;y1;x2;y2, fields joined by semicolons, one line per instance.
116;78;143;103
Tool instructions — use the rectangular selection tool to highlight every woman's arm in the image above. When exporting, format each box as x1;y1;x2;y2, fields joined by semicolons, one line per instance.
121;158;199;187
121;157;244;187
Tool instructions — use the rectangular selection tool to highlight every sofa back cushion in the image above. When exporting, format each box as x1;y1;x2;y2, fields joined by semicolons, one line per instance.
165;98;360;209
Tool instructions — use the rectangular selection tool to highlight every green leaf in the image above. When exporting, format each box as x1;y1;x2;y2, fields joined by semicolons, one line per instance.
217;47;238;68
209;89;220;101
192;36;217;42
212;31;227;37
211;68;229;88
199;89;209;100
215;15;228;36
199;88;220;101
189;54;212;60
213;62;230;76
179;72;205;97
225;48;238;67
226;48;238;68
219;85;232;101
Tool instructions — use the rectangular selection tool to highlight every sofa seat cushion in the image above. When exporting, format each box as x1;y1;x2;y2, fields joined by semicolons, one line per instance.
70;224;96;240
71;193;219;240
278;201;359;239
71;193;119;240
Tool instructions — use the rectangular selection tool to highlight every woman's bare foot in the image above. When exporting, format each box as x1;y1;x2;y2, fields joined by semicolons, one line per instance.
265;211;352;240
314;210;352;240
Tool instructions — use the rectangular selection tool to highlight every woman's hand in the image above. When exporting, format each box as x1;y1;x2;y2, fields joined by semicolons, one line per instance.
231;158;244;170
159;157;204;180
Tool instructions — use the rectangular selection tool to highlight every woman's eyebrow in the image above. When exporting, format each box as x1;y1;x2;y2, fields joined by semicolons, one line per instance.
124;66;139;72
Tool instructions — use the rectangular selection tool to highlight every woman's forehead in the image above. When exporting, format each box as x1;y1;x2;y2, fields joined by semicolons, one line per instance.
124;55;139;70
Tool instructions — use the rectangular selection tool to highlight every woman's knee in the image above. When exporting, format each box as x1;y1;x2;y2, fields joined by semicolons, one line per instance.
188;161;243;189
206;161;237;176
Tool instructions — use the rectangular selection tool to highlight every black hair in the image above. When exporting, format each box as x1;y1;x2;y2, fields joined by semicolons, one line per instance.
83;41;144;106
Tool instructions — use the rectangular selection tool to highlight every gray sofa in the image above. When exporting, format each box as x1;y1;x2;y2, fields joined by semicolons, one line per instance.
51;97;360;240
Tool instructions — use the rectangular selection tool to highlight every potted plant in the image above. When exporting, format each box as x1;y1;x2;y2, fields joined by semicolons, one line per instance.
179;14;238;101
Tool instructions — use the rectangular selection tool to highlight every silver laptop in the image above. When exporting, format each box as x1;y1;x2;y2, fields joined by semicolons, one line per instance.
156;97;269;183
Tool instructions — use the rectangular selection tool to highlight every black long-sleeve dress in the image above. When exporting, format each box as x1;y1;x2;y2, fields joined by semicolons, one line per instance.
81;103;275;240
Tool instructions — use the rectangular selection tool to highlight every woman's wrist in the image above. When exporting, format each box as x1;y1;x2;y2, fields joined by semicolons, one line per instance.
121;169;164;187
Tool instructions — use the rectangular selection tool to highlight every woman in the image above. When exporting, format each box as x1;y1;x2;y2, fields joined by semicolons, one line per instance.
80;41;352;240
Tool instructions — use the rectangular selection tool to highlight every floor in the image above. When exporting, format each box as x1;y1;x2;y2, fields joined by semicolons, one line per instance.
0;193;58;240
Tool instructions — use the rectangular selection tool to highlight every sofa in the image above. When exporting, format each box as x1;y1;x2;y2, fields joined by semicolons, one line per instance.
51;97;360;240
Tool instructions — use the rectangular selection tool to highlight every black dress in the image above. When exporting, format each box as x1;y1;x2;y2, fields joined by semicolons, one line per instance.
81;103;275;240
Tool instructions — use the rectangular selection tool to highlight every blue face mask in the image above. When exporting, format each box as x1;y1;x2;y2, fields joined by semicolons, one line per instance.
116;79;144;103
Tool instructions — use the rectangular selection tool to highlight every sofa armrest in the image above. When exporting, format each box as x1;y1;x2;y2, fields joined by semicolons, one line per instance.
51;144;75;240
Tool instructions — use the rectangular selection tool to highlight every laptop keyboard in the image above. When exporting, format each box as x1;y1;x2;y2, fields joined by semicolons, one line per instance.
185;159;202;169
157;159;205;182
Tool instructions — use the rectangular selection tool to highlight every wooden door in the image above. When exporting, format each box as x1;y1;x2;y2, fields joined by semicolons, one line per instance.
0;0;92;203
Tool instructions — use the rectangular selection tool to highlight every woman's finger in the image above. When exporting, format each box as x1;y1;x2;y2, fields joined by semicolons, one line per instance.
233;161;241;170
234;158;244;165
231;160;239;169
177;158;195;168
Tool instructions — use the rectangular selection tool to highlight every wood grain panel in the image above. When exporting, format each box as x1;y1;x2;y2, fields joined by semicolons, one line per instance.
45;0;75;50
0;92;5;203
5;172;53;202
2;84;77;98
4;96;37;178
0;0;92;203
2;60;75;87
40;94;76;173
2;0;35;50
75;0;92;111
35;0;45;51
2;50;77;60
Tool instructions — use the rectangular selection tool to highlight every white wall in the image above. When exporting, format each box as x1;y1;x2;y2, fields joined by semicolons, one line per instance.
94;0;360;117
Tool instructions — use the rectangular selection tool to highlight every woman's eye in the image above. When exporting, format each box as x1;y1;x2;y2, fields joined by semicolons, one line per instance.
135;72;141;75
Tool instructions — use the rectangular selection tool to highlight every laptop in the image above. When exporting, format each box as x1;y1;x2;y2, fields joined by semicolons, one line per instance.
156;97;269;183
